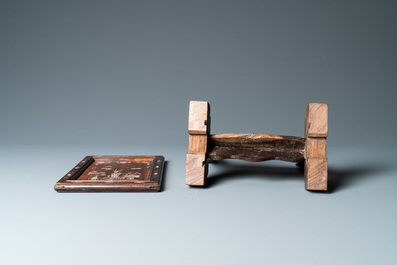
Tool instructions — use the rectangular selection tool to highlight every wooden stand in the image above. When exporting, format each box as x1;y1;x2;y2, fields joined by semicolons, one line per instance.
185;101;328;191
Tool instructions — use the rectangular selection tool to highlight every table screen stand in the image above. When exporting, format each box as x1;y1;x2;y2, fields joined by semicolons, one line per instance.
185;101;328;191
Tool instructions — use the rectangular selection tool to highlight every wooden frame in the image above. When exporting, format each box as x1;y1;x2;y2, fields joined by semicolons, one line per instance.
185;101;328;191
55;156;164;192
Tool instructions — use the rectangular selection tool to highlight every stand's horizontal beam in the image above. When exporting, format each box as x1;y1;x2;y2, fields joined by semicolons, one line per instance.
208;133;306;162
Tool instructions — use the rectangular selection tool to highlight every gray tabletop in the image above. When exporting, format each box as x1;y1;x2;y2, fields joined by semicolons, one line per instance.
0;145;396;265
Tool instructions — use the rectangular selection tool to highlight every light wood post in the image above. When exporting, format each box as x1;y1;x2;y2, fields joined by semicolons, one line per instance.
186;101;210;186
304;103;328;190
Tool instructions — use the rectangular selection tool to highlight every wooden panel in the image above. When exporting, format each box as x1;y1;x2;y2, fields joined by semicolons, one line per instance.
208;133;305;162
188;135;208;154
305;138;327;158
305;103;328;137
54;156;164;192
188;101;209;135
304;157;328;190
186;154;206;186
77;156;154;181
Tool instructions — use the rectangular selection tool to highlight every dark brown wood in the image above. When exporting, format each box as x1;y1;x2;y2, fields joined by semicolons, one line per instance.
55;156;164;192
208;133;306;162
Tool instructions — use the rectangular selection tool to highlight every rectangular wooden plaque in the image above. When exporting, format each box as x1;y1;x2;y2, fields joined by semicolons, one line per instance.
54;156;164;192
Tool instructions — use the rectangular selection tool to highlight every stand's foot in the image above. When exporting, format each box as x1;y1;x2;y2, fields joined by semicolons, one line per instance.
186;154;207;186
304;158;328;190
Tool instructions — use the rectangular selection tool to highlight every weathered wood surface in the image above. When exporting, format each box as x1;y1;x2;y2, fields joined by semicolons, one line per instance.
54;156;164;192
186;154;207;186
186;101;210;186
305;137;327;158
188;101;209;135
304;103;328;191
208;133;306;162
185;100;329;191
305;158;328;190
305;103;328;138
188;135;208;154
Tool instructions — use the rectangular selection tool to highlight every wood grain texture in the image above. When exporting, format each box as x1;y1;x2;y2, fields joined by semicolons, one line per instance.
188;101;209;135
208;133;305;162
304;157;328;190
186;154;207;186
185;101;329;191
305;137;327;158
305;103;328;137
188;135;208;154
304;103;328;190
186;101;210;186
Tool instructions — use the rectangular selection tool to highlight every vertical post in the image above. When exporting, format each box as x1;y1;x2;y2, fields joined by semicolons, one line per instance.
186;101;210;186
304;103;328;190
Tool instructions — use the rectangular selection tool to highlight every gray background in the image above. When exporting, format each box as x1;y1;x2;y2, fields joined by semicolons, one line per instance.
1;1;396;264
